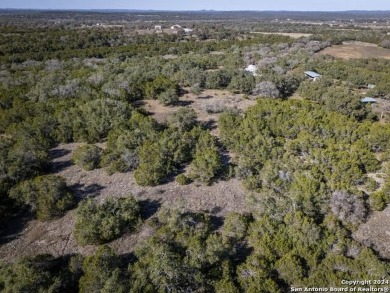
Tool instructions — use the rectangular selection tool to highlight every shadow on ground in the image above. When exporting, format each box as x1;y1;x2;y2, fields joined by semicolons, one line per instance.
49;160;73;173
49;148;71;160
68;183;105;200
47;148;74;173
0;210;33;245
202;119;217;130
198;95;213;99
177;100;193;106
139;199;161;220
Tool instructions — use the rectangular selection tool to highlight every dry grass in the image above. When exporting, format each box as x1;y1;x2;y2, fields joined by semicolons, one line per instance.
251;32;312;39
320;41;390;59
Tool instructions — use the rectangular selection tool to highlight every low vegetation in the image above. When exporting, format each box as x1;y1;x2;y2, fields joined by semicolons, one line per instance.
74;196;141;246
72;144;103;171
9;175;74;220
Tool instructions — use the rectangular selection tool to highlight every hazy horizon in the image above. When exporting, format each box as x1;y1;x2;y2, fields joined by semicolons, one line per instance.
2;0;390;12
2;8;390;12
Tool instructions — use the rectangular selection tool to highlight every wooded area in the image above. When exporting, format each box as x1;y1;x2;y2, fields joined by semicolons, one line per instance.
0;9;390;292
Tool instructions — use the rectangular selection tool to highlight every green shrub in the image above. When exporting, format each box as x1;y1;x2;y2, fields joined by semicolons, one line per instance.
72;144;102;171
144;75;179;99
176;174;191;185
158;88;179;106
134;141;171;186
189;133;222;184
79;246;127;293
227;72;255;94
169;107;198;132
0;254;81;292
55;98;132;143
190;83;202;96
369;190;389;211
74;196;141;246
9;175;74;220
365;177;380;193
221;212;250;243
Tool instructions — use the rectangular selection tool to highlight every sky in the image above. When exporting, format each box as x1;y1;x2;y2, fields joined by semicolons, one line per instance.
1;0;390;11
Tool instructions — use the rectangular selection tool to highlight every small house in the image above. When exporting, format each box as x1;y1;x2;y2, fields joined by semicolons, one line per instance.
183;28;193;33
154;25;162;30
361;97;377;103
304;71;322;81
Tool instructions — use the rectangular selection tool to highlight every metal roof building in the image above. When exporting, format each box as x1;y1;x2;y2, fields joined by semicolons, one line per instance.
361;97;377;103
304;71;322;79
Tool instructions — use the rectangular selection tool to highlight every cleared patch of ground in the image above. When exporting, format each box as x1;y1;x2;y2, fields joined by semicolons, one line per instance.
251;32;312;39
289;93;304;100
320;41;390;59
0;141;249;262
138;89;257;137
162;54;178;60
354;205;390;259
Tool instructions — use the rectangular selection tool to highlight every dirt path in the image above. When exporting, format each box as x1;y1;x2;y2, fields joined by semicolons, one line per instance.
0;143;249;262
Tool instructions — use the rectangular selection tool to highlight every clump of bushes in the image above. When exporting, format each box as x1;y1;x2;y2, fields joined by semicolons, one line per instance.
158;88;179;106
72;144;102;171
9;175;74;220
188;133;222;184
176;174;191;185
221;212;250;243
74;196;141;246
169;107;198;131
190;83;202;96
369;190;389;211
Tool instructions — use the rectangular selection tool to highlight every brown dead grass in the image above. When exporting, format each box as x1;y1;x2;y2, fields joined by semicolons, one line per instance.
320;41;390;60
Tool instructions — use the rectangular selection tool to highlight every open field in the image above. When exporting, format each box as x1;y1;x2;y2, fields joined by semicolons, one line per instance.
251;31;313;38
320;41;390;59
